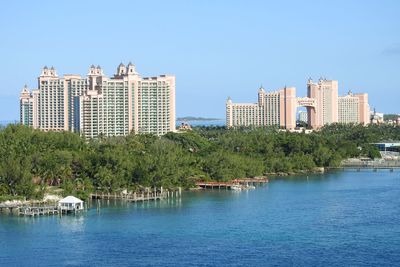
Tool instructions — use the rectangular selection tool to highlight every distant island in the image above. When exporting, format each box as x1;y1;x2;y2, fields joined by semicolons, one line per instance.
177;116;221;121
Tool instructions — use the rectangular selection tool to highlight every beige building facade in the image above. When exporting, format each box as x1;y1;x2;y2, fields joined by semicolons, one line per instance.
20;63;176;138
226;78;369;129
19;85;37;128
226;86;296;129
337;91;369;124
307;78;338;128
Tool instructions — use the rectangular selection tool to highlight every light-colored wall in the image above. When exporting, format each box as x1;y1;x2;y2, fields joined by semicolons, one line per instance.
307;81;320;128
227;86;296;129
226;98;233;127
355;93;369;125
307;79;339;128
37;71;66;132
338;94;359;123
278;87;296;129
228;102;259;127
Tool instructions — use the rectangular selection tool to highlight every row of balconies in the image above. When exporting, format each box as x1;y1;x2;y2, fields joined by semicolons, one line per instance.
138;95;169;98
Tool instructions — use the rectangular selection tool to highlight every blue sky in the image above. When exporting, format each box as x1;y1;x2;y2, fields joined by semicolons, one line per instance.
0;0;399;120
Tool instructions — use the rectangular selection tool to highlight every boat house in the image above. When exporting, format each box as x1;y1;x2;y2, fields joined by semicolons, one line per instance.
58;196;84;213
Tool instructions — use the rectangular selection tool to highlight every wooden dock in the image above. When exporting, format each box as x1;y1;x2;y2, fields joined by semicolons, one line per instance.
196;178;269;189
1;188;182;216
90;187;182;202
330;166;400;172
18;205;59;216
0;202;61;217
0;203;21;214
335;159;400;172
91;192;164;202
233;178;269;184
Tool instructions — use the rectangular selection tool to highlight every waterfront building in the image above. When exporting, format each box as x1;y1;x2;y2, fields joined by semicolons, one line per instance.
227;78;369;129
20;63;176;138
58;196;84;212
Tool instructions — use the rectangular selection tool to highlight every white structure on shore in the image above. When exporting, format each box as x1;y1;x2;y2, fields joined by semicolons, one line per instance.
58;196;84;212
20;63;176;138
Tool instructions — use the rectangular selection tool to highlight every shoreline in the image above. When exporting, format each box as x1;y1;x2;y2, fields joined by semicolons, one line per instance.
0;170;323;205
5;166;398;205
265;167;325;177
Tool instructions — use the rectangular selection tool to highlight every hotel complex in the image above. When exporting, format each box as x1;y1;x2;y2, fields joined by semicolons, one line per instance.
226;87;297;129
20;63;176;138
226;78;369;129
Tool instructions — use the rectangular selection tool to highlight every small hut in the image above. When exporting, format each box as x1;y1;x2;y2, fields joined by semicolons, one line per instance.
58;196;84;213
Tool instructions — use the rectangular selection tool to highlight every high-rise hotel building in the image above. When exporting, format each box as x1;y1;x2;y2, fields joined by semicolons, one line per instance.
307;78;339;128
338;91;369;124
226;78;369;129
20;85;38;127
226;87;297;129
20;63;176;138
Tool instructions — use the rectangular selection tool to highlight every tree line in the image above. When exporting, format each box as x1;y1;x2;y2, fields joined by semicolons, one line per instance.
0;123;393;200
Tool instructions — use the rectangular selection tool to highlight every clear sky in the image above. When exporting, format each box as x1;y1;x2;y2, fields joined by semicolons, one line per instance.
1;0;399;120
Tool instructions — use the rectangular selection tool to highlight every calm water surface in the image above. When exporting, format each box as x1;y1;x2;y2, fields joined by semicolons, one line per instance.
1;171;400;266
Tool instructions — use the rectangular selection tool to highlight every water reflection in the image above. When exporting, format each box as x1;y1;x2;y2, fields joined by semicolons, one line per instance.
59;214;85;233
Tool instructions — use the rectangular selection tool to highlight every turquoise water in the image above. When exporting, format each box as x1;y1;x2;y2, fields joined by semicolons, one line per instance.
1;171;400;266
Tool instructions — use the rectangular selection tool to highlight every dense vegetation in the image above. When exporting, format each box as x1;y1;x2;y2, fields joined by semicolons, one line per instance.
384;114;400;121
0;123;395;200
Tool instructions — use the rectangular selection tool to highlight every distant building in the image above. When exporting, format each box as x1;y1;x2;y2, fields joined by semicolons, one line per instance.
338;92;359;123
19;85;37;127
370;110;384;124
298;111;308;124
178;122;192;131
226;78;370;129
307;78;338;128
20;63;176;138
226;86;296;129
372;141;400;152
338;91;369;124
